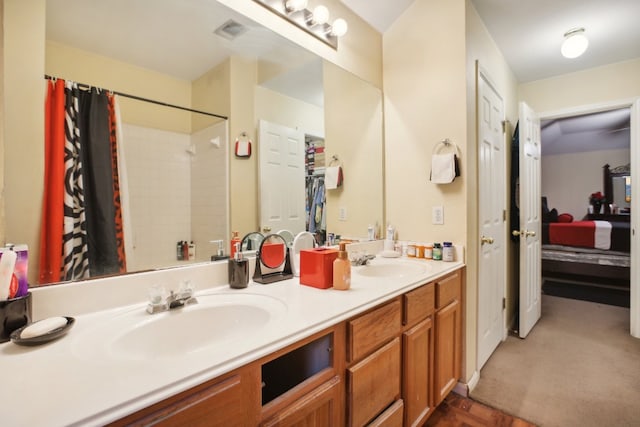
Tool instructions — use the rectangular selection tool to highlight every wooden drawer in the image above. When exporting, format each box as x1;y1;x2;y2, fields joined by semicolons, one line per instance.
348;338;401;427
348;298;402;362
436;271;461;309
367;399;404;427
403;282;435;326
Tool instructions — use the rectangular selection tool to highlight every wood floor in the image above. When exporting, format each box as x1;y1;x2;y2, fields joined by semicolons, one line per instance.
425;393;537;427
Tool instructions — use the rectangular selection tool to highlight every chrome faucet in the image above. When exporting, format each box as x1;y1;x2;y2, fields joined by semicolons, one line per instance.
351;253;376;266
147;282;198;314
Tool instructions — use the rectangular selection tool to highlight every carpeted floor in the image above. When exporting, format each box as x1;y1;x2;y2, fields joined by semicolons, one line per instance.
543;280;629;308
471;294;640;427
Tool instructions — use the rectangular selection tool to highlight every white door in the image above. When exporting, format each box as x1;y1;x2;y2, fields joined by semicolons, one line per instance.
258;120;306;235
517;102;542;338
477;67;506;369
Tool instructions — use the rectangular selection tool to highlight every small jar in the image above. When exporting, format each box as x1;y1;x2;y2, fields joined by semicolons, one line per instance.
407;243;416;258
415;244;424;258
443;242;454;262
424;244;433;260
432;243;442;261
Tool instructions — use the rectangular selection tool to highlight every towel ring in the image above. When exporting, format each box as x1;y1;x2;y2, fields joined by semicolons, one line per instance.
329;155;341;166
432;138;461;156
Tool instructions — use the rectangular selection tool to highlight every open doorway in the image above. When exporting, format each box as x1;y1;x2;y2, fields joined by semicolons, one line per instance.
539;107;631;308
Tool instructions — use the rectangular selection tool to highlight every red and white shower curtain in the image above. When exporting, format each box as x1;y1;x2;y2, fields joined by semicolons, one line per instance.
39;79;127;284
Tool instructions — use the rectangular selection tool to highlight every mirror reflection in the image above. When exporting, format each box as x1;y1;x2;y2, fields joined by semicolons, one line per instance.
4;0;384;288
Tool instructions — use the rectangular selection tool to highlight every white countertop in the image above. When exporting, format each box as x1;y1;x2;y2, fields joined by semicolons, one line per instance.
0;256;463;427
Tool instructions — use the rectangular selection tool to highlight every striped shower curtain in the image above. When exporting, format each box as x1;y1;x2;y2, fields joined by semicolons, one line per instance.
39;79;127;284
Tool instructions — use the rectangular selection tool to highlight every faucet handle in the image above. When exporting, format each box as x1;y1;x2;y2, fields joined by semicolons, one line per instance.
148;284;167;305
178;280;195;297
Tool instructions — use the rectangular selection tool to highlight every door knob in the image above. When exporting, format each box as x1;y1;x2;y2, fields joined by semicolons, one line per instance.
525;230;536;237
262;226;272;233
481;236;494;245
512;230;523;237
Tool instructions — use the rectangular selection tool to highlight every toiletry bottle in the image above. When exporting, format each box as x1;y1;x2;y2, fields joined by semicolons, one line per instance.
368;225;375;241
333;242;351;290
433;243;443;260
443;242;454;262
229;242;249;289
182;241;189;260
188;241;196;261
177;241;184;260
230;231;241;258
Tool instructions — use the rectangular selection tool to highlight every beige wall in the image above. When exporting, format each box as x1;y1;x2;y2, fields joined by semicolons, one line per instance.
216;0;382;89
3;0;46;283
229;56;259;235
254;86;324;137
191;59;231;133
542;148;630;218
46;42;193;133
384;0;467;243
323;61;384;239
519;58;640;113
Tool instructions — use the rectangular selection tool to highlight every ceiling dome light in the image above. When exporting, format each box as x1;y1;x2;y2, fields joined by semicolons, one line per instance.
311;5;330;26
561;28;589;59
285;0;308;13
330;18;348;37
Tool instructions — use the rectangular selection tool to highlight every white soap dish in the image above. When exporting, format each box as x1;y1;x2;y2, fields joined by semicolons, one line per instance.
10;316;75;346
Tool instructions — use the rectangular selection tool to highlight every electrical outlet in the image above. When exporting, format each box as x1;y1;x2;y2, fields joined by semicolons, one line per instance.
432;206;444;225
338;206;347;221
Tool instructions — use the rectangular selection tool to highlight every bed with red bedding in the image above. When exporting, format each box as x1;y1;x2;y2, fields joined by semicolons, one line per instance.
541;220;630;285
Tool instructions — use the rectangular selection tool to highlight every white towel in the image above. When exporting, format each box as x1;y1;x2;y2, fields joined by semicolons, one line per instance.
593;220;612;250
431;153;456;184
325;166;342;190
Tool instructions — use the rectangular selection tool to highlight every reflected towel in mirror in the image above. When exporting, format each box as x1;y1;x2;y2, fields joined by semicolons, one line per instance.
325;166;343;189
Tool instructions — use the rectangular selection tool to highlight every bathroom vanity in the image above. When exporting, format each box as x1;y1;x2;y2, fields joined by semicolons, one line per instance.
1;257;463;427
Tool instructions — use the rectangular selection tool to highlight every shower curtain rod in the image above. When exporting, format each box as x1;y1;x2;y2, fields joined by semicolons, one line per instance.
44;74;228;120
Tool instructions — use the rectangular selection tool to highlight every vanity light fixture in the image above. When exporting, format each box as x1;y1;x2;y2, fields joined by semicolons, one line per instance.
309;5;330;26
284;0;307;13
253;0;348;49
561;27;589;59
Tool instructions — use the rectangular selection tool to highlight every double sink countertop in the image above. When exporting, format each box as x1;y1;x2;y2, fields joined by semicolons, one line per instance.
1;255;463;427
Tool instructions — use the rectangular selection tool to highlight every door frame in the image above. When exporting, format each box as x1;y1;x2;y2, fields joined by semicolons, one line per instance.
538;97;640;338
476;63;508;370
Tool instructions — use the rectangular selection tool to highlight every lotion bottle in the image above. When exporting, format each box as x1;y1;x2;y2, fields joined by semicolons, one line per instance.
333;242;351;290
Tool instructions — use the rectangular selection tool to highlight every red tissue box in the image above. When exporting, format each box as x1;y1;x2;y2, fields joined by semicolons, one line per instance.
299;247;338;289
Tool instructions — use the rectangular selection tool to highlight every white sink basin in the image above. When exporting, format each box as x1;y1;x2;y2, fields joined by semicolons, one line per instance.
353;261;429;279
71;293;287;361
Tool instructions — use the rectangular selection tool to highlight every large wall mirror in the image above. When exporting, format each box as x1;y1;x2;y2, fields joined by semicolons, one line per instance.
3;0;384;288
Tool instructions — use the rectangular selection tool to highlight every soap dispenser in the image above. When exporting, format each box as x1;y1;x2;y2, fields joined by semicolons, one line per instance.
229;242;249;289
333;242;351;291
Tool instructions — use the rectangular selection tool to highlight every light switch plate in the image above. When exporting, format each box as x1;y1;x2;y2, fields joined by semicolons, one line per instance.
338;206;347;221
432;206;444;225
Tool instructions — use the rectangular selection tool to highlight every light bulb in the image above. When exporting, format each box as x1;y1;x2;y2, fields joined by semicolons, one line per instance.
285;0;308;12
311;5;330;25
330;18;348;37
561;28;588;59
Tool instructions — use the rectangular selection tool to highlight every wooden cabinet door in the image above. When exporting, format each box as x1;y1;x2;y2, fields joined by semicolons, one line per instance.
348;337;401;427
434;299;461;405
403;317;434;427
109;368;260;427
261;376;343;427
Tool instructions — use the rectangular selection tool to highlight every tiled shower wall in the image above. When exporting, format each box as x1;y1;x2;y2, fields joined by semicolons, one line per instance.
121;122;228;271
